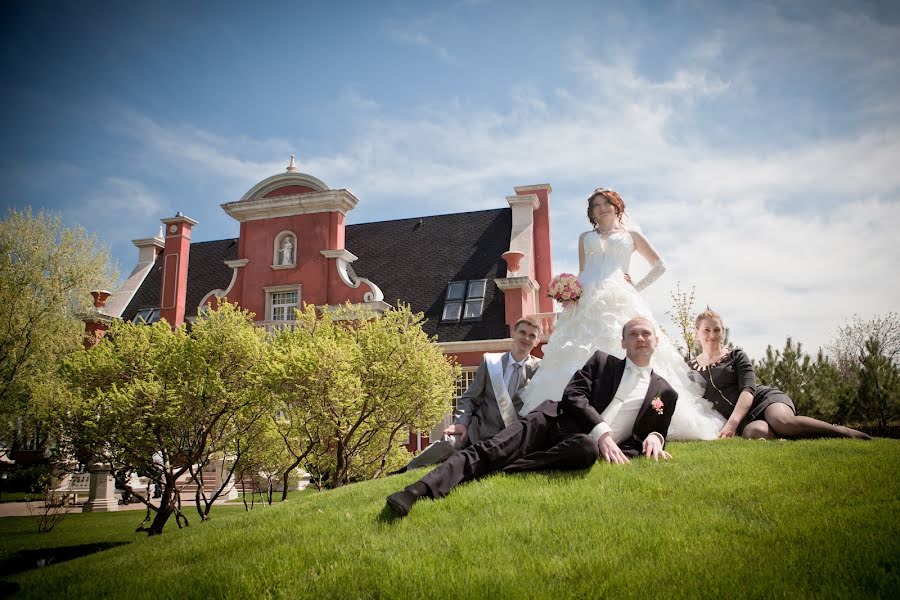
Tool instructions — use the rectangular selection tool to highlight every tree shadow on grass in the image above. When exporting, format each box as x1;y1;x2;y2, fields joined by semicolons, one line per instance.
0;542;129;578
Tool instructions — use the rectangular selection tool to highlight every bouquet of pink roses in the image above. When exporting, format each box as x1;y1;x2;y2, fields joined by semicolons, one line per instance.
547;273;582;303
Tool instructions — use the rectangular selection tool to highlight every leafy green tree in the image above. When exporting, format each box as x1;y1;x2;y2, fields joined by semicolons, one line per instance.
805;350;857;424
61;302;269;535
754;338;840;421
854;338;900;433
0;208;116;455
267;309;327;499
266;304;361;490
234;419;297;506
188;395;272;520
268;303;457;489
350;303;458;482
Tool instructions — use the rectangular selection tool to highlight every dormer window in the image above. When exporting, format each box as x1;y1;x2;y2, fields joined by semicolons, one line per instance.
133;308;160;324
273;231;297;269
442;279;487;322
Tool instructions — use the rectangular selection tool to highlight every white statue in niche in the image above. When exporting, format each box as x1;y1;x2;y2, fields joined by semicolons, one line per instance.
280;237;295;265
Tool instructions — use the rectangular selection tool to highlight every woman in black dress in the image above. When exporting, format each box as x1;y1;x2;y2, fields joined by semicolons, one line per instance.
689;309;870;440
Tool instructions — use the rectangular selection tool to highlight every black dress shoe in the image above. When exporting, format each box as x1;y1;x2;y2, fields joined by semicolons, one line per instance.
385;482;429;517
386;490;417;516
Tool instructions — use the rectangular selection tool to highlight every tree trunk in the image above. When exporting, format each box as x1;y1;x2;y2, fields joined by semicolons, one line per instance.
332;440;346;489
281;456;303;501
281;471;290;501
145;487;176;536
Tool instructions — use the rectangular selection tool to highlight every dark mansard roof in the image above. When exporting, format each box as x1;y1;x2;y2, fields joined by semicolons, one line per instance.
121;208;512;342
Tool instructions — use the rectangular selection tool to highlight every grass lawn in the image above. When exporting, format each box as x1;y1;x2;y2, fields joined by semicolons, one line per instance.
228;489;316;504
0;492;31;504
1;438;898;599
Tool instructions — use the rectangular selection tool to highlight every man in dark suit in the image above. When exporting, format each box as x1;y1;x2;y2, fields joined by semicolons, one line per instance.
387;316;678;516
395;317;542;473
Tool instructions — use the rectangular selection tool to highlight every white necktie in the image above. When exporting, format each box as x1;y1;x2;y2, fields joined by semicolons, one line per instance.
615;365;649;402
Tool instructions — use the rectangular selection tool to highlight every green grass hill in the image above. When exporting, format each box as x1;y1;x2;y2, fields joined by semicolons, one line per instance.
2;438;899;599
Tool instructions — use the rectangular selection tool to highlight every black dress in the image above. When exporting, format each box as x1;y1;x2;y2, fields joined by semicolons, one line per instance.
689;349;795;433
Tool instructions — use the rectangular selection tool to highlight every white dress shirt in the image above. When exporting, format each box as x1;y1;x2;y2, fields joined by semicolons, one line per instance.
588;358;664;446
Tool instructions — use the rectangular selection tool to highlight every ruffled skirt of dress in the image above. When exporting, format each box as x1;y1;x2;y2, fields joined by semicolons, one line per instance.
519;273;724;440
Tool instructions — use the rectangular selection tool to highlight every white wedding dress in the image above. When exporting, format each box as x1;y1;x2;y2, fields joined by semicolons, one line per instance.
519;230;724;440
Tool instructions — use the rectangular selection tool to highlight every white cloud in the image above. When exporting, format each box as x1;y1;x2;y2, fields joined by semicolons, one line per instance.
95;9;898;358
382;20;455;64
296;53;897;357
339;85;378;110
77;176;164;219
114;110;290;189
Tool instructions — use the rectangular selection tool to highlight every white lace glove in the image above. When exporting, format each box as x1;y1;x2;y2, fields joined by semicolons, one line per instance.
634;259;666;291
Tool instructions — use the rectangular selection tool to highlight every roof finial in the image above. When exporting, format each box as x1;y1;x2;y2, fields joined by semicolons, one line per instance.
286;154;298;173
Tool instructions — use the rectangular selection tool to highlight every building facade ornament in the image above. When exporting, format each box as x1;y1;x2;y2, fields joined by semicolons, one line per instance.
221;189;359;222
319;249;384;302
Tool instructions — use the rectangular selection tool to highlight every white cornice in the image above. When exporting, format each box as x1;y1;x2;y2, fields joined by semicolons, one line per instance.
494;276;540;293
320;249;359;262
263;283;302;293
224;259;250;268
221;189;359;222
507;194;540;210
514;183;552;194
132;236;165;249
160;214;199;226
438;339;514;353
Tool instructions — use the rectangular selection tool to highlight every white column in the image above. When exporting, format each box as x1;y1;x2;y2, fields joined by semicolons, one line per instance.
82;463;119;512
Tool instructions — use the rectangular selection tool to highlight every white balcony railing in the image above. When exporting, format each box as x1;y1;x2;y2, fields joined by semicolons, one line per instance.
257;320;297;333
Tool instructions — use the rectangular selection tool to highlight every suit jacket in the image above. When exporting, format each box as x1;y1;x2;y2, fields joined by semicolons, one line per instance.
454;352;541;446
533;350;678;456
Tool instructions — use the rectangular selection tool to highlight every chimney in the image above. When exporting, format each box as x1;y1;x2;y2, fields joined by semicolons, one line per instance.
514;184;553;314
159;212;198;328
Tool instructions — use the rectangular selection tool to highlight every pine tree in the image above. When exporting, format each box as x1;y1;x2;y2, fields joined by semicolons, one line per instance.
855;338;900;433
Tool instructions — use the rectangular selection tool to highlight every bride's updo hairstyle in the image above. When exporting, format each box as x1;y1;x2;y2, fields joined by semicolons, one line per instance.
694;308;723;329
587;188;627;227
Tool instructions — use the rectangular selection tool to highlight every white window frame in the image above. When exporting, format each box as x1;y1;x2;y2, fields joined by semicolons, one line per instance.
454;367;479;404
429;367;479;441
264;284;302;321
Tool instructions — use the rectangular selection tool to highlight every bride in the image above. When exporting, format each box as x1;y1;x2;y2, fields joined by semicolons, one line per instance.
519;187;724;440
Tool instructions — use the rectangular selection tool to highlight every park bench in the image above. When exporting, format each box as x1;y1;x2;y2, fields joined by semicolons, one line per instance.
51;473;90;504
119;473;152;501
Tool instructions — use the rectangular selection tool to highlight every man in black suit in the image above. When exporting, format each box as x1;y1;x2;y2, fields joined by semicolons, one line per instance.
386;316;678;516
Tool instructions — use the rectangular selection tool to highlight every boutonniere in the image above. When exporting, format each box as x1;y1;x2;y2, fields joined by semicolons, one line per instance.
651;393;664;415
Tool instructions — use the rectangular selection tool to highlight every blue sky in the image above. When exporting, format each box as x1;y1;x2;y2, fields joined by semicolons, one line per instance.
2;0;898;357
